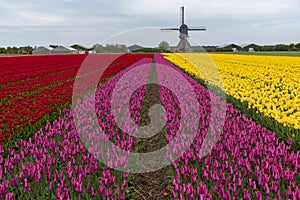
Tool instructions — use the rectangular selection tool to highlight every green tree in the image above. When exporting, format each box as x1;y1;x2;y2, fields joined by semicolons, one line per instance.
24;46;33;54
0;47;6;54
275;44;289;51
94;45;104;53
119;44;128;53
6;46;19;54
158;41;170;51
103;44;128;53
295;43;300;49
288;43;295;51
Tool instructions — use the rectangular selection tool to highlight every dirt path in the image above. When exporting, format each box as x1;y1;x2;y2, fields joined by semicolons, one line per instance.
131;59;171;200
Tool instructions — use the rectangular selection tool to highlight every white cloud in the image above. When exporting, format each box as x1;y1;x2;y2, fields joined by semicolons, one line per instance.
123;0;299;19
0;1;68;26
193;0;296;17
0;0;299;46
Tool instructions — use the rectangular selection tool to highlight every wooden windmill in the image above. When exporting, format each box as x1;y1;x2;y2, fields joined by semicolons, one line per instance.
161;6;206;52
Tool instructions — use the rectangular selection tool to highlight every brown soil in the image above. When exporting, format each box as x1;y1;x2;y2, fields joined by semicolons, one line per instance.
130;62;172;200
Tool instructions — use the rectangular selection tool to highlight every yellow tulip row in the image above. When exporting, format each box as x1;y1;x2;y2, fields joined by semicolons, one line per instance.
163;53;300;130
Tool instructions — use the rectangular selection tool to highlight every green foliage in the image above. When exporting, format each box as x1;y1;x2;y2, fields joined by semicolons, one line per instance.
0;46;33;54
158;41;170;51
275;44;290;51
94;44;128;53
2;102;71;156
214;48;234;52
132;48;168;53
0;47;6;54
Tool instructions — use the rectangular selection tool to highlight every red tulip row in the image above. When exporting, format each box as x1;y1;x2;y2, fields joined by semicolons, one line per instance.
0;55;87;85
0;55;153;199
0;54;153;145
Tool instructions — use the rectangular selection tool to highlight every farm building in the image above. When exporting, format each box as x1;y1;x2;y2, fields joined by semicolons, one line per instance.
70;44;92;54
217;44;242;52
49;45;58;49
128;45;144;52
18;47;28;54
32;46;51;55
51;46;73;54
241;44;261;52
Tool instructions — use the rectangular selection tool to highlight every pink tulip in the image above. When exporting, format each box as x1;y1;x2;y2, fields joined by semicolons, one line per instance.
87;182;91;191
5;192;14;200
255;191;262;200
98;184;104;196
0;165;2;181
0;145;4;154
11;176;18;187
23;179;31;193
243;189;251;200
90;187;95;197
49;182;53;190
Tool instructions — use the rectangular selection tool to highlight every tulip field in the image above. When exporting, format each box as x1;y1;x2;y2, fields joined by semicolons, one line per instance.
0;53;299;199
164;54;300;148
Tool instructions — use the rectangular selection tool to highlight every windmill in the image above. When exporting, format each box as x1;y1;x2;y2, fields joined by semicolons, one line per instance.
161;6;206;52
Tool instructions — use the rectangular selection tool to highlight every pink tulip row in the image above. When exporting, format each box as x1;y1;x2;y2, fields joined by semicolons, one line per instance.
0;58;153;199
1;54;299;199
0;112;127;199
74;58;153;170
155;54;300;200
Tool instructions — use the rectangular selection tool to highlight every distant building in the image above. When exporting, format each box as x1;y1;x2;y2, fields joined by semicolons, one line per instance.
217;44;242;52
49;45;59;49
241;44;261;52
18;47;28;54
32;46;51;55
51;46;73;54
128;45;144;52
70;44;91;54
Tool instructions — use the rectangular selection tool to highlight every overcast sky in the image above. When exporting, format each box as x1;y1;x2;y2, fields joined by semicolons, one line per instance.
0;0;299;47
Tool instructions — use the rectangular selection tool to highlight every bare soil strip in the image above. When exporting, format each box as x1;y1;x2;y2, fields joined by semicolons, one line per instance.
131;59;171;200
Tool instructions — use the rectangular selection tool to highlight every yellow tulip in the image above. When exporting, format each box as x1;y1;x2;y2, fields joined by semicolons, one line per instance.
163;53;300;130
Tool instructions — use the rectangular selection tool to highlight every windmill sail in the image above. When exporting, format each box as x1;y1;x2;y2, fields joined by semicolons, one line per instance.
180;6;184;24
160;6;206;52
188;26;206;31
161;28;179;30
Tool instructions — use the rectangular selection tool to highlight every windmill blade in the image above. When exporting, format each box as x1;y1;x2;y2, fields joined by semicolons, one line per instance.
161;28;179;31
180;6;185;24
188;26;206;31
188;28;206;31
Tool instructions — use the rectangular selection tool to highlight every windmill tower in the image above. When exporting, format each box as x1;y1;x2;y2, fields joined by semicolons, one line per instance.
161;6;206;52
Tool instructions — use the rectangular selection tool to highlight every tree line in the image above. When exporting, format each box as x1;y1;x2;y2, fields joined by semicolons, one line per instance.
203;43;300;52
0;46;34;54
1;42;300;54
